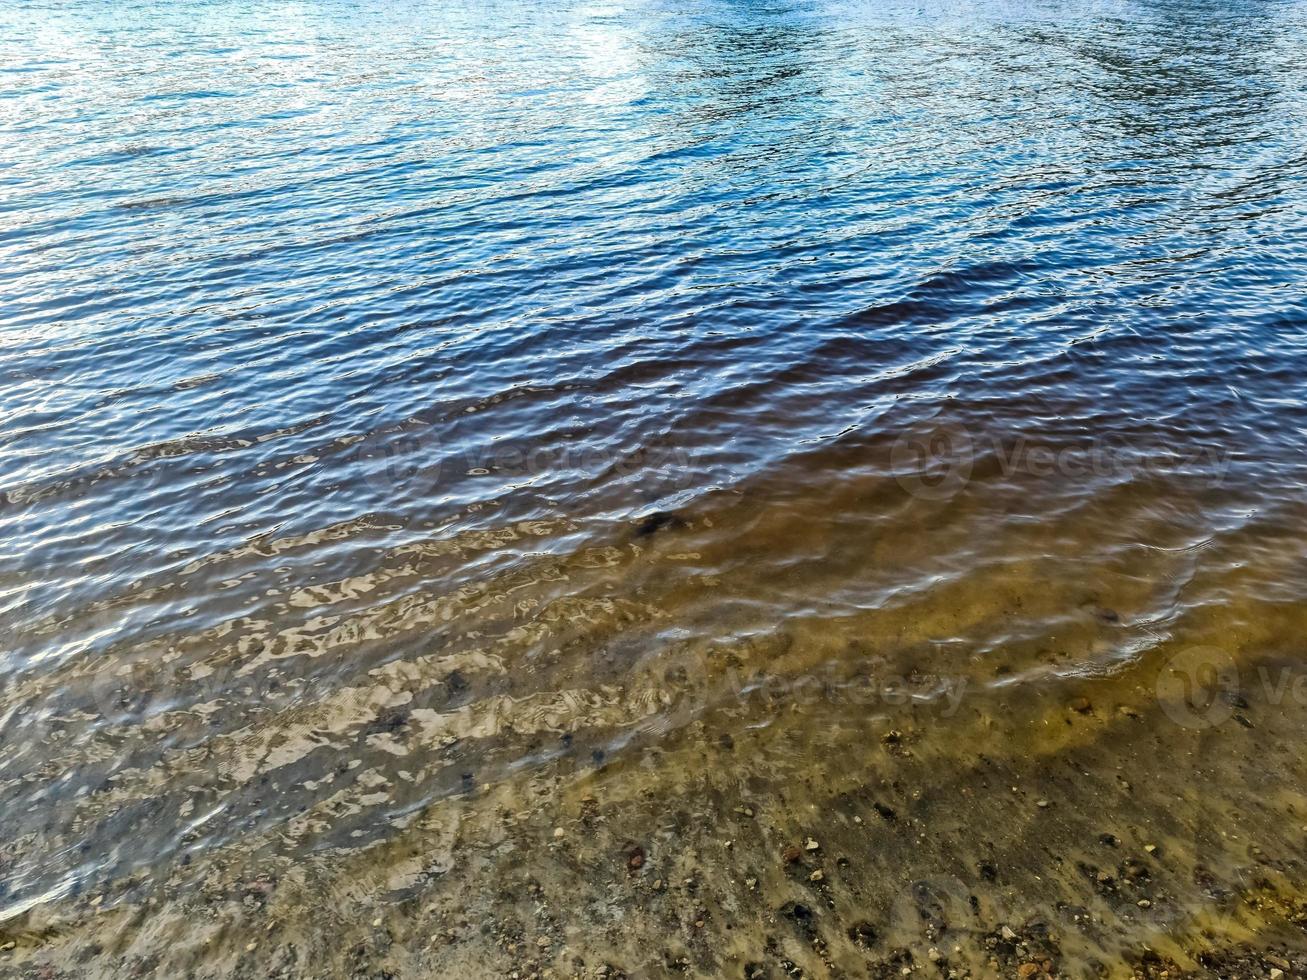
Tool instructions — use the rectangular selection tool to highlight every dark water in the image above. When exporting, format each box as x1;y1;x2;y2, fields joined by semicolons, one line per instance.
3;0;1307;974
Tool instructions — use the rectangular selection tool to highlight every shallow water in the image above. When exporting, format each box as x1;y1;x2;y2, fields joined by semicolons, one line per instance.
3;0;1307;976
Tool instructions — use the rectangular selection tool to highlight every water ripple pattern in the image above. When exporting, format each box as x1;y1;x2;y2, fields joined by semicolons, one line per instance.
1;0;1306;935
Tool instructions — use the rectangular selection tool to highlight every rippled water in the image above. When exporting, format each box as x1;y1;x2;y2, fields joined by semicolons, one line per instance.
3;0;1307;975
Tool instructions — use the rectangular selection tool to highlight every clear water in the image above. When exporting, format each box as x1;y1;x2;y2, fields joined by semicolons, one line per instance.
3;0;1307;974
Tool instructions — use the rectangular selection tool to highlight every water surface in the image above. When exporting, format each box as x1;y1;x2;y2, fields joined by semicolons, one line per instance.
2;0;1307;975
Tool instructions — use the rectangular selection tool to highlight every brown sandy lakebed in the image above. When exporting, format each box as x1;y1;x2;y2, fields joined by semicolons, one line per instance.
5;0;1307;974
5;517;1307;979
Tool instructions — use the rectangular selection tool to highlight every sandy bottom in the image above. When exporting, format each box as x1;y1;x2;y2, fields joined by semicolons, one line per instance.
6;641;1307;979
7;448;1307;979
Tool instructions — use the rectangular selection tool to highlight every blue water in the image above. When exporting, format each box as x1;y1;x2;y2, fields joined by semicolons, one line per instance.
2;0;1307;971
